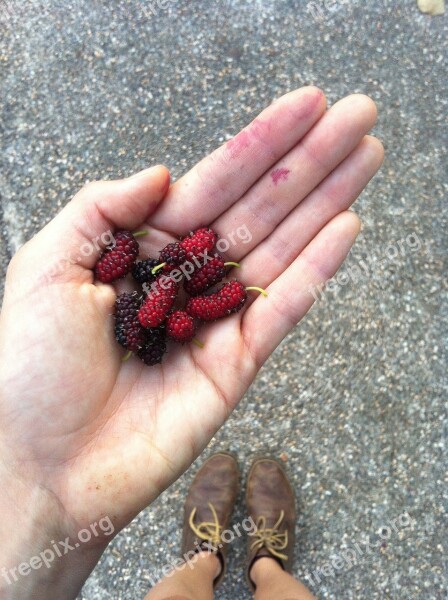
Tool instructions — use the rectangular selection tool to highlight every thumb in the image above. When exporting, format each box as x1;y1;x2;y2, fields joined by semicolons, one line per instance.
12;165;170;281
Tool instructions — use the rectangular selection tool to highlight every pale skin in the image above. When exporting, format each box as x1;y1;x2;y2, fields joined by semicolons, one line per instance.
146;553;318;600
0;87;383;599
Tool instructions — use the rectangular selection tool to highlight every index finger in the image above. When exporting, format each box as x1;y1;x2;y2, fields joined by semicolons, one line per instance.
150;86;326;233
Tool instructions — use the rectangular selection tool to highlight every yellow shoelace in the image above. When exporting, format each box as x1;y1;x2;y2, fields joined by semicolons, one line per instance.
249;510;289;561
189;503;223;549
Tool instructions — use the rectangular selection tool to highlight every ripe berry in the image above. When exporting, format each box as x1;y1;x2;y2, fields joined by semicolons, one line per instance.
132;258;160;284
137;327;167;366
184;253;232;296
186;280;247;321
180;228;218;260
166;311;196;343
159;242;187;267
138;276;179;328
114;292;146;352
95;230;139;283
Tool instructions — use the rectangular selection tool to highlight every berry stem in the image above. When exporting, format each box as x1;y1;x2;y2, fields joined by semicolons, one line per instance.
246;286;268;297
133;230;149;238
224;262;240;268
152;263;166;275
192;338;205;349
122;350;133;362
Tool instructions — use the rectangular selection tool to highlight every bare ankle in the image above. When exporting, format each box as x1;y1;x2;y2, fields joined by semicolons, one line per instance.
196;550;221;579
250;555;283;584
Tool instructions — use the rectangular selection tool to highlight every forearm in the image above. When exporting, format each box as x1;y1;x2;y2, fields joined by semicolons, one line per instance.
0;463;104;600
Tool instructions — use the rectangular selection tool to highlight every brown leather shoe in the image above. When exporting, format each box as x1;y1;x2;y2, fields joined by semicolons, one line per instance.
245;457;296;592
181;452;239;588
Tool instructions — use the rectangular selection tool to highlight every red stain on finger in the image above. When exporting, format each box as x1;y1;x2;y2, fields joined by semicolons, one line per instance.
249;118;272;141
271;168;290;185
226;131;251;159
225;118;271;160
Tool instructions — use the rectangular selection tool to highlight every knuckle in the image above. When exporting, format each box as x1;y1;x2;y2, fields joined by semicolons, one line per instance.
7;244;27;270
78;180;104;198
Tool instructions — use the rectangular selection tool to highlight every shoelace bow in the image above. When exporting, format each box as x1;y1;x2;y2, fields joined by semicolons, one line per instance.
189;503;223;549
249;510;289;561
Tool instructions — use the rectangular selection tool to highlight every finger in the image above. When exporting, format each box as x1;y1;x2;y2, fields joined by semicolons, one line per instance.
19;166;170;278
234;135;383;287
213;94;377;260
242;211;361;368
150;87;326;232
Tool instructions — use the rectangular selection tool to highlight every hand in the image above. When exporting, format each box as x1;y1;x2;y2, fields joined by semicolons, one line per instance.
0;87;383;598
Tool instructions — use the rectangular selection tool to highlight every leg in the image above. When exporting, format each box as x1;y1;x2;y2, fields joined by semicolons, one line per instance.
251;556;316;600
144;550;219;600
245;458;316;599
144;452;239;599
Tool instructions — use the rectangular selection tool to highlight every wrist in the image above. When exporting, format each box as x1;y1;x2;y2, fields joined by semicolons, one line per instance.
0;461;105;600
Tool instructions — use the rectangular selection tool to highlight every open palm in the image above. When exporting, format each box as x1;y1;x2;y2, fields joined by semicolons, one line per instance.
0;88;383;566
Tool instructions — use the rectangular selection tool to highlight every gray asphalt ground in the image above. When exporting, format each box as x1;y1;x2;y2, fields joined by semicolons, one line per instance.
1;0;447;598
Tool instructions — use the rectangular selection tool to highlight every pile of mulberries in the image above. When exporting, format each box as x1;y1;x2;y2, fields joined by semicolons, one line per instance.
94;227;265;366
